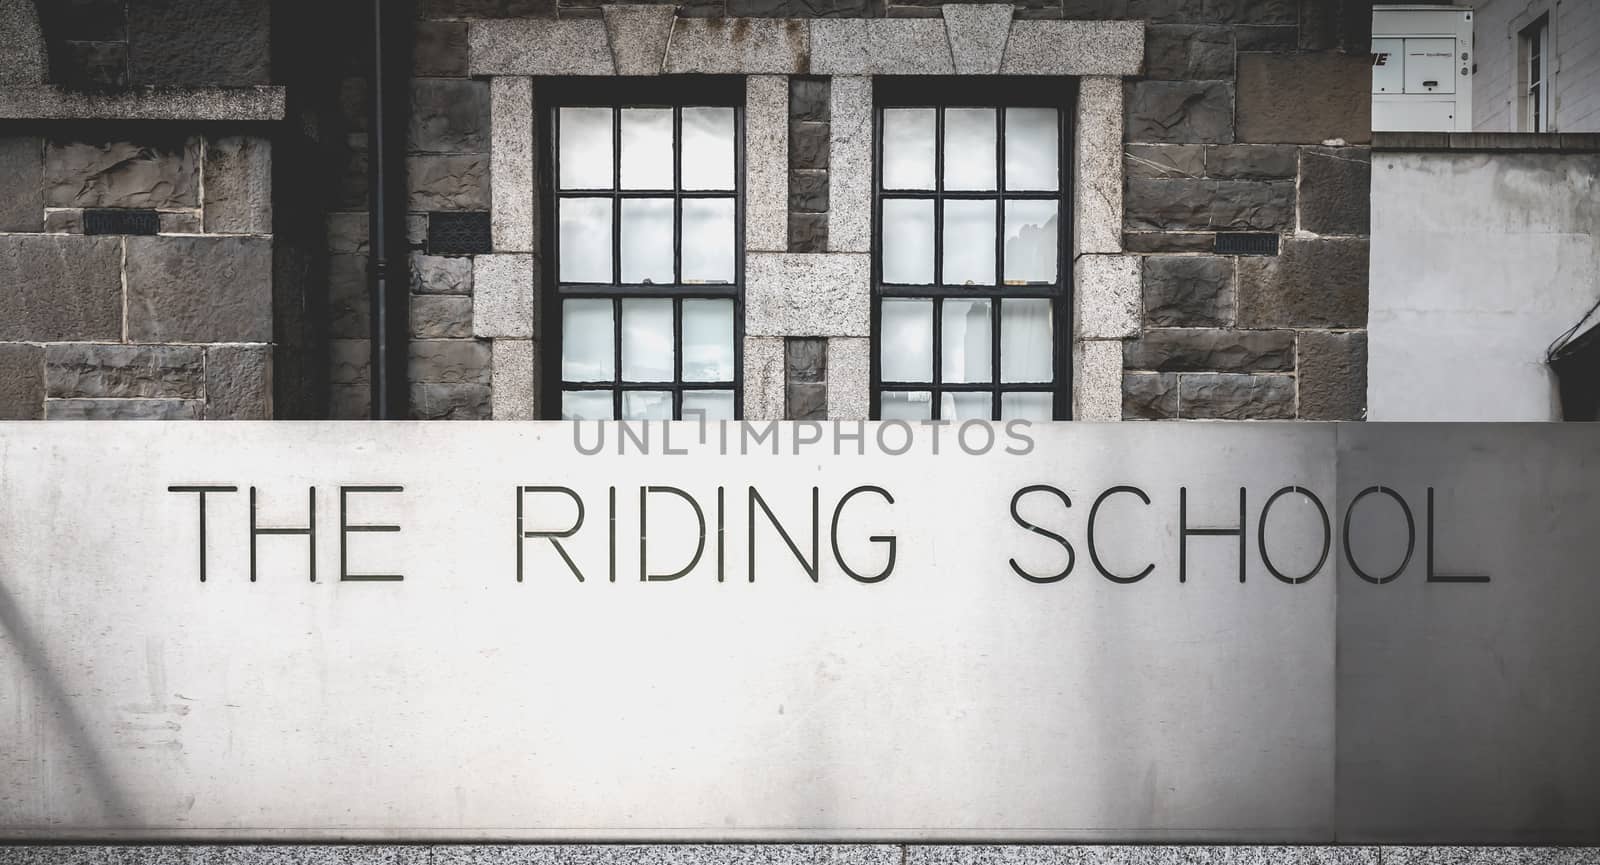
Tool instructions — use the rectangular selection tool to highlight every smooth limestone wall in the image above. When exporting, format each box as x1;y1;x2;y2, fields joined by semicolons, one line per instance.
2;846;1599;865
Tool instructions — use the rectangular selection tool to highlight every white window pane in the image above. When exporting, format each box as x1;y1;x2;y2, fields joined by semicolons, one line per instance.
1003;200;1058;284
683;389;734;421
942;199;996;286
623;390;673;420
943;107;996;191
1005;108;1059;191
941;298;992;384
880;298;933;382
681;198;734;284
621;298;674;381
682;107;735;190
880;390;932;421
941;391;991;420
620;108;673;189
559;107;613;190
882;198;934;285
1001;391;1053;420
682;299;734;382
620;198;673;284
558;197;613;283
561;298;614;382
563;390;615;420
882;108;935;190
1001;298;1053;383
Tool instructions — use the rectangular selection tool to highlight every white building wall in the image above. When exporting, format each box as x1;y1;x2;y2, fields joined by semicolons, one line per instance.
1463;0;1600;132
1368;147;1600;419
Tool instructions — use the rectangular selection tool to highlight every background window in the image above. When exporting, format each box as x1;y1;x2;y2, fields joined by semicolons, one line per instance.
1521;16;1550;133
872;81;1071;421
544;82;743;420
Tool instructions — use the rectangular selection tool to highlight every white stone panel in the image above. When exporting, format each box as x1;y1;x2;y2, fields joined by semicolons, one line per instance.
746;252;870;337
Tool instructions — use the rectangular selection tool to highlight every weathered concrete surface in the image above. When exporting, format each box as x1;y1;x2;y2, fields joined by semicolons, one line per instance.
1368;151;1600;420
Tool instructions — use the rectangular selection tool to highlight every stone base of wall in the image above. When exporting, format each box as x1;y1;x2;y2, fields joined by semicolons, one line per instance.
1;845;1596;864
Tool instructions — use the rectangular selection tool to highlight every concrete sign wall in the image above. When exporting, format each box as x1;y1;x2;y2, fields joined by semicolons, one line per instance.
0;422;1595;843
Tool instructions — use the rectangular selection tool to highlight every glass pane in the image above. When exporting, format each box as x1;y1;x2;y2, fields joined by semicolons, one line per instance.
942;200;996;286
620;198;673;284
681;198;735;284
620;108;673;189
1001;298;1053;383
682;107;735;191
1003;200;1058;284
882;198;934;285
683;389;735;421
943;108;997;191
1005;108;1059;191
879;298;933;383
621;298;674;382
1001;391;1053;420
623;390;674;420
941;391;992;421
882;108;935;190
562;390;615;420
880;390;932;421
941;298;992;384
561;298;614;382
559;107;613;190
558;197;613;283
682;299;734;382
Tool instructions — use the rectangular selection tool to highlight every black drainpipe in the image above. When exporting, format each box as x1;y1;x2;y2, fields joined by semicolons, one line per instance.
368;0;415;418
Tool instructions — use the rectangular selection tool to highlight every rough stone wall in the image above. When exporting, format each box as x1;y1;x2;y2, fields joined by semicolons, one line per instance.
0;130;274;420
1116;2;1373;420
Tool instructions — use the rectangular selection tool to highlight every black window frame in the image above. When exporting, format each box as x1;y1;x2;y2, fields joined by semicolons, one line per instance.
537;76;747;421
870;76;1076;421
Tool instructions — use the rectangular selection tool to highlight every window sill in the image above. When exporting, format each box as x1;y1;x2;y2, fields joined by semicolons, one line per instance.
0;85;286;121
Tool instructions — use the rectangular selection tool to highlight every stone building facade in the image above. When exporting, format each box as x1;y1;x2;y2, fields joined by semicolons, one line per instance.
0;0;1372;422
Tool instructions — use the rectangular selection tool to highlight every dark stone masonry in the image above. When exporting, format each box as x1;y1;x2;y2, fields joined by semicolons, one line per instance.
0;0;1373;422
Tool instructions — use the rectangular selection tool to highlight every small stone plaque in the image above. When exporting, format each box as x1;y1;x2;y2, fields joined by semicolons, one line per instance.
82;208;160;236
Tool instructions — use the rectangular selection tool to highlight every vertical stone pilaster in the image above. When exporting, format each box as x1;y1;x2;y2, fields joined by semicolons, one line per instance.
490;76;535;253
827;336;871;420
826;75;872;253
1075;76;1123;256
743;336;786;421
491;339;536;420
745;75;790;253
1074;340;1122;421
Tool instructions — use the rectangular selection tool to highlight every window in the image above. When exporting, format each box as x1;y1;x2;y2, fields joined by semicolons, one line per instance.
871;79;1072;421
542;80;743;420
1521;16;1550;132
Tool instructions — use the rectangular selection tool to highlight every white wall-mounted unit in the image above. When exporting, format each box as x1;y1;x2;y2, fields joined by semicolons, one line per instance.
1373;5;1475;132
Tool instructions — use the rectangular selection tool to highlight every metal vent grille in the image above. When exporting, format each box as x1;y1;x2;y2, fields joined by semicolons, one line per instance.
1214;233;1280;256
427;212;491;256
83;209;159;236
